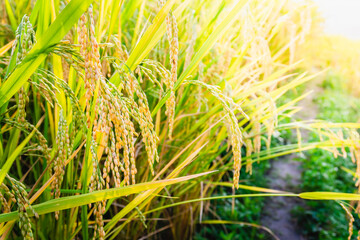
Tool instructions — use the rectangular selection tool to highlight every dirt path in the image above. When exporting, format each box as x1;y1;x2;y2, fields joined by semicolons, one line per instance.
261;81;322;240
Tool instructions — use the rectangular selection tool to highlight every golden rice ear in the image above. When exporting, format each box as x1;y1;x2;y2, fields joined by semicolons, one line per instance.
245;138;253;174
50;110;69;219
253;113;261;154
182;79;244;188
356;148;360;187
339;203;355;240
159;0;179;140
76;6;162;237
5;175;38;239
18;87;26;123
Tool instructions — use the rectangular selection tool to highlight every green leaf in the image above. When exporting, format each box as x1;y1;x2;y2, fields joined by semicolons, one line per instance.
299;192;360;200
5;0;17;31
0;171;213;223
0;0;94;109
151;0;249;116
0;117;43;185
124;0;176;70
109;0;184;85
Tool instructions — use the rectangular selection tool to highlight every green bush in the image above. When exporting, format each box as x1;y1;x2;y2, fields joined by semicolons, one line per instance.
295;76;360;239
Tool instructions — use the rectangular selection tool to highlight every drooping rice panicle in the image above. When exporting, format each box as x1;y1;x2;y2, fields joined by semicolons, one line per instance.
5;175;38;240
159;0;179;139
50;110;69;219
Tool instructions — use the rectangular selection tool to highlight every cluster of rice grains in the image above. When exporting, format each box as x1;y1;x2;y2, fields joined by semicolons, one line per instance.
10;15;36;65
0;176;38;240
50;110;70;219
0;15;47;239
183;80;247;189
10;14;72;223
159;0;179;139
340;202;360;240
77;7;158;239
10;15;36;123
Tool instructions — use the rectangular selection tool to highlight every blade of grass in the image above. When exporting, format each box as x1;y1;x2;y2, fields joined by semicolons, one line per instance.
0;171;214;223
0;40;14;57
200;220;280;240
151;0;249;116
0;116;44;185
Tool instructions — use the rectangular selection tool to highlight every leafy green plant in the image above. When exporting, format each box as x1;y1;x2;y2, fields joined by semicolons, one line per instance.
295;76;360;239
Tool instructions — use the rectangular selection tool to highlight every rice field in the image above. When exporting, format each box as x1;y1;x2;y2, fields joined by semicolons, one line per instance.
0;0;360;239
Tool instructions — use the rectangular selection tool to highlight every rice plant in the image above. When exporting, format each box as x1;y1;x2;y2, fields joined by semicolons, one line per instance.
0;0;359;239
